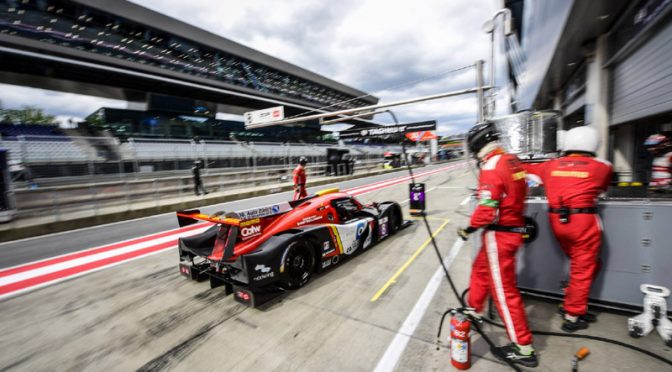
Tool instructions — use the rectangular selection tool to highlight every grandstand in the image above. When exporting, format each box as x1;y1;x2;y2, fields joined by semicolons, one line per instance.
0;122;68;139
0;0;378;127
0;139;88;162
0;123;405;182
0;123;90;162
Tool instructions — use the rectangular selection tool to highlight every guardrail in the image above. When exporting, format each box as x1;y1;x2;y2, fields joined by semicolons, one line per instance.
3;135;398;182
13;161;387;220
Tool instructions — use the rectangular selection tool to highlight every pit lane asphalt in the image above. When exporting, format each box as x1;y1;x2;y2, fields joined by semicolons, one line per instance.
0;163;476;371
2;165;667;372
0;162;459;270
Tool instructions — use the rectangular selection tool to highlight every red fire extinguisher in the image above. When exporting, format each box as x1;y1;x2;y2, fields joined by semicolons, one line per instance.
450;312;472;370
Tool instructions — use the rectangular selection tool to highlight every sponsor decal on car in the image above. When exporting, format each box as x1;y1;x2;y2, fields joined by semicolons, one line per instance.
240;218;260;227
363;220;374;248
333;218;373;255
297;215;322;226
379;217;389;238
322;260;331;269
322;240;335;256
237;202;291;220
252;264;274;281
255;264;271;273
240;224;262;239
355;221;366;239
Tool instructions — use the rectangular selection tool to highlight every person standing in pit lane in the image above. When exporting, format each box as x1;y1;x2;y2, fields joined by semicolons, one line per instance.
523;126;612;332
457;121;538;368
644;132;672;192
293;157;308;200
192;160;208;196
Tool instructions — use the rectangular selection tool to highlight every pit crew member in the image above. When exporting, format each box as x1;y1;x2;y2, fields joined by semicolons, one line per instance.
293;157;308;200
523;126;612;332
458;121;537;367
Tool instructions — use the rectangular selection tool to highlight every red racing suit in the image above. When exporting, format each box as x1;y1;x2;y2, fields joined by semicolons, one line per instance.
650;151;672;190
524;155;612;316
467;148;533;346
292;165;307;200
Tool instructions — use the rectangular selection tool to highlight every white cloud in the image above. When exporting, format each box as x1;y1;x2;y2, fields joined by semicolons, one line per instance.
129;0;501;134
2;0;507;135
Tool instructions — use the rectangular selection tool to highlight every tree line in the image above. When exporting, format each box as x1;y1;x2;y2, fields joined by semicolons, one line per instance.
0;101;56;125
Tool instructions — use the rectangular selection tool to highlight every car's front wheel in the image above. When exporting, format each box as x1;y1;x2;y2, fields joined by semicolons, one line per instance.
388;208;402;234
280;241;315;289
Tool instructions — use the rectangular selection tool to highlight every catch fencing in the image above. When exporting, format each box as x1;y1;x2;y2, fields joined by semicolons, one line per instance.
0;136;393;185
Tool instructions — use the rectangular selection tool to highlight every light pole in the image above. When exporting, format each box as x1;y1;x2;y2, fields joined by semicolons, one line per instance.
483;8;513;119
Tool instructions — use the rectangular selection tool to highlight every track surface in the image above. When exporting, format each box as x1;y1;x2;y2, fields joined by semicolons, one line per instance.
0;163;456;269
1;162;669;371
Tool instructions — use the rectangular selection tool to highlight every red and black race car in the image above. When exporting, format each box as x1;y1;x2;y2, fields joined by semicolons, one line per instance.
176;188;411;307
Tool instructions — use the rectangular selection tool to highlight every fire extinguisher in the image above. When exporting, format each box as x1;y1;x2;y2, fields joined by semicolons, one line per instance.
450;312;472;369
437;308;473;370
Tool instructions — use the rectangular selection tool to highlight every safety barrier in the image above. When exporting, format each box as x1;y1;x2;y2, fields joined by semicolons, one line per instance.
12;161;386;220
2;135;398;183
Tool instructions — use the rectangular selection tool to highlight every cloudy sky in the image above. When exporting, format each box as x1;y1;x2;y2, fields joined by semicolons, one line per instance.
1;0;509;134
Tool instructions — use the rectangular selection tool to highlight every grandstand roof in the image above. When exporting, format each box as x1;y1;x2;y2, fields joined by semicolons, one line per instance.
74;0;374;103
0;0;379;122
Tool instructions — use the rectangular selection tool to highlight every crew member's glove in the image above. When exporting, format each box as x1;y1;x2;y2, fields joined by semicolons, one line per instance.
457;226;477;241
463;307;483;322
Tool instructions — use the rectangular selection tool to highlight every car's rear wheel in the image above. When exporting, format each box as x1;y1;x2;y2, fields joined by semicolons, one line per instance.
280;241;315;289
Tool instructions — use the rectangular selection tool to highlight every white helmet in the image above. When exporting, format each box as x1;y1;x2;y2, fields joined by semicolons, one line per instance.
556;130;567;152
564;126;600;154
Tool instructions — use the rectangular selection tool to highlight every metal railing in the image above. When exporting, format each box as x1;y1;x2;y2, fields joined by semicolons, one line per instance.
0;135;397;186
11;160;391;221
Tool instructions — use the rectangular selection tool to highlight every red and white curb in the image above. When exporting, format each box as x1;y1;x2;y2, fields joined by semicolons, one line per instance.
0;162;466;300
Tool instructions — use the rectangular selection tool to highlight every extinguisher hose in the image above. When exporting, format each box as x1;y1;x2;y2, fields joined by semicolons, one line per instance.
400;143;523;372
460;289;672;368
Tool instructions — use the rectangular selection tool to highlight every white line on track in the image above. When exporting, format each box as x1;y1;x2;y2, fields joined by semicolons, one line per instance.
373;238;464;372
0;246;176;301
460;195;471;206
0;226;211;286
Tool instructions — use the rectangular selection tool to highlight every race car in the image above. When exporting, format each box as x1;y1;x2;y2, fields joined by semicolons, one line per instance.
176;188;411;307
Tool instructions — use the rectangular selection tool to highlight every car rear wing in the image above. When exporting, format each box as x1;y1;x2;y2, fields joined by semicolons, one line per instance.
177;189;341;227
177;210;242;261
176;210;241;227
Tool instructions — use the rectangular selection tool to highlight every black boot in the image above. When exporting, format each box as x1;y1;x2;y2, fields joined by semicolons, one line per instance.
491;343;539;368
561;317;589;332
558;304;597;323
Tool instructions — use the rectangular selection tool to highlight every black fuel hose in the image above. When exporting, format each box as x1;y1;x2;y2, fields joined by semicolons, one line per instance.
460;288;672;368
400;143;523;372
402;144;671;370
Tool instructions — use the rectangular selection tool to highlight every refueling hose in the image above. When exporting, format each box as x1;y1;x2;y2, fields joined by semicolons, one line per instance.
400;143;523;372
459;289;672;368
400;142;672;371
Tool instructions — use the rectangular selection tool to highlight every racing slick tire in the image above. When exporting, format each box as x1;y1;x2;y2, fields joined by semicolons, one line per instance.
280;241;315;289
388;207;402;234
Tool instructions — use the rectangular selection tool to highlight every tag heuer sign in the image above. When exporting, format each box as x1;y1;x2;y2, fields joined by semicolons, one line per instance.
244;106;285;126
340;120;436;139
